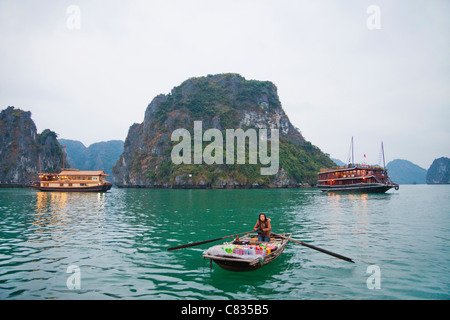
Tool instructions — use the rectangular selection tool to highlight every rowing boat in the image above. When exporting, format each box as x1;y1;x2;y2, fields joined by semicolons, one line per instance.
202;233;292;271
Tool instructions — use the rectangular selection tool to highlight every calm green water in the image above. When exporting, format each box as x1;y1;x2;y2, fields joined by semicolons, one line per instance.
0;185;449;300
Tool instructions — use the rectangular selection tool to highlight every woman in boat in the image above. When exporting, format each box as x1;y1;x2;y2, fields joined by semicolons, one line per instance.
254;213;271;242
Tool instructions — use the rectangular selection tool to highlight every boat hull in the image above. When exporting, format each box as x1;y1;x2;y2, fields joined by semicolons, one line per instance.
211;258;264;272
318;183;396;193
29;184;112;192
203;233;291;272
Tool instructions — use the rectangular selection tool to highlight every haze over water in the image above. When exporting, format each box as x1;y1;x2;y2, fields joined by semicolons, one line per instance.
0;185;448;299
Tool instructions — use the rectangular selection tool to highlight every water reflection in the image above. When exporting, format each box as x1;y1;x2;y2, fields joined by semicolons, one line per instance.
326;193;369;215
316;192;394;262
31;192;107;246
31;192;68;245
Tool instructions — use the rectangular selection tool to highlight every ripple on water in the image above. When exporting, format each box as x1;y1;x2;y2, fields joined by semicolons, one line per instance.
0;186;449;299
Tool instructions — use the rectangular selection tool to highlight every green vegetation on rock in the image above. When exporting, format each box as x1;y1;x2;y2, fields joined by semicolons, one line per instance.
113;74;335;187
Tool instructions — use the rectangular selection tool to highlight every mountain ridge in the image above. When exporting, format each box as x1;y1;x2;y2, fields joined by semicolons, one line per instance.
386;159;427;184
59;139;124;182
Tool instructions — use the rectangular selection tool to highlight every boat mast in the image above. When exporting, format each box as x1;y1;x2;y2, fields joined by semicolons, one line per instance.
347;136;354;166
62;145;66;170
352;137;354;165
381;141;386;169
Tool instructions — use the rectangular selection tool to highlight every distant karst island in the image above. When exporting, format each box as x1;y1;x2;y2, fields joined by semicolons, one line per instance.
58;139;124;182
426;157;450;184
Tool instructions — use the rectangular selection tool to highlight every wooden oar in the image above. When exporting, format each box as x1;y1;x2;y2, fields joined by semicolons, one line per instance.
167;231;254;251
271;233;354;263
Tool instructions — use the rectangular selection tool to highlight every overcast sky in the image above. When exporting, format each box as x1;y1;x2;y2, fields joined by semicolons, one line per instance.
0;0;448;169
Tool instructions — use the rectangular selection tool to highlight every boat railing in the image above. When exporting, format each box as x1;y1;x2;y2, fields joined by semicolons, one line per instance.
320;164;386;173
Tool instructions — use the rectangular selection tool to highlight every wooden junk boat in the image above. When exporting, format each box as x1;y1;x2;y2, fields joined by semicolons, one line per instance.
317;139;399;193
317;165;399;193
203;233;292;271
30;169;112;192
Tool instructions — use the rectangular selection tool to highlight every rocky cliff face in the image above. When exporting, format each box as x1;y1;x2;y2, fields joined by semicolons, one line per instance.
0;106;66;185
113;73;334;188
426;157;450;184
